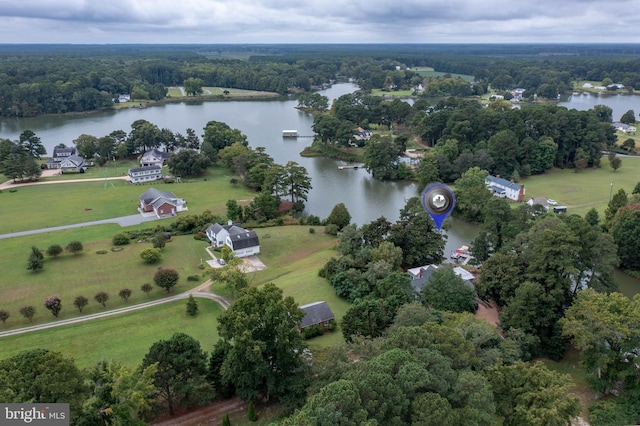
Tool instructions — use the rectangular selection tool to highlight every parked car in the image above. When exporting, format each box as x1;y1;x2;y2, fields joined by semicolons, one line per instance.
217;258;226;265
547;199;558;206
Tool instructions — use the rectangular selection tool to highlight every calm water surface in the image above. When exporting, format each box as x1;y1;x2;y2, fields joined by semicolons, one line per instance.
2;87;638;295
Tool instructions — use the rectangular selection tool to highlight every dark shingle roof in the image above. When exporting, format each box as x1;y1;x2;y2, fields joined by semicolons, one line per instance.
140;188;178;205
229;230;260;250
299;301;335;329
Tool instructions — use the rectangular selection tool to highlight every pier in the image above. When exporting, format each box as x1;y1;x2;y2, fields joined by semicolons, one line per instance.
450;245;473;265
338;164;361;170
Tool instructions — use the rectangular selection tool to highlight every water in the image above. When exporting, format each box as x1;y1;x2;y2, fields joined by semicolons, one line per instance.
558;92;640;122
0;84;475;256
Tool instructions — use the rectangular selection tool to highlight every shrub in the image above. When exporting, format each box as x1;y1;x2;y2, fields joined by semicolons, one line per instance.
324;224;339;235
140;283;153;297
46;244;63;258
309;227;315;233
140;248;162;264
301;324;324;339
186;295;198;316
154;268;179;292
112;233;131;246
0;309;10;325
248;401;257;422
94;291;109;307
44;295;62;317
65;240;83;255
118;288;132;302
73;295;89;313
96;250;108;254
187;274;201;282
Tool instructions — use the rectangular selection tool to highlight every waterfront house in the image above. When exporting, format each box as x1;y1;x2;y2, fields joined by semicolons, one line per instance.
59;154;86;173
407;264;475;293
46;146;76;169
485;175;525;202
140;148;172;167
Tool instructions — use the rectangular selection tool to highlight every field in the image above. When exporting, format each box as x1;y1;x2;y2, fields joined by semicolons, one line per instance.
166;87;279;99
0;222;346;367
0;165;255;234
521;156;640;216
412;67;475;82
0;299;224;370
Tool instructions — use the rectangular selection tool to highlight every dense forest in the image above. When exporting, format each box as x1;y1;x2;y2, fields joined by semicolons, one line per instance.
3;44;640;117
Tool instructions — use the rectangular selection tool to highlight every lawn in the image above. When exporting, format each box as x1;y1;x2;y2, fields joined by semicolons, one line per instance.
166;87;279;99
520;156;640;216
0;165;255;234
412;67;475;82
0;233;212;329
0;298;224;370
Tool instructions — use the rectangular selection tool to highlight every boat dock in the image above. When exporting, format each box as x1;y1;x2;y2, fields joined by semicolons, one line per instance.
450;245;473;265
338;164;361;170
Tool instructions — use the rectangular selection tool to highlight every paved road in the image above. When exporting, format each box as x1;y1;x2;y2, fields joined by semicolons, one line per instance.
0;213;161;240
0;281;231;338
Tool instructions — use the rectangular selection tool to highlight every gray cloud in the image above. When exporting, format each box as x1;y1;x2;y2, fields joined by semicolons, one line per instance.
0;0;637;43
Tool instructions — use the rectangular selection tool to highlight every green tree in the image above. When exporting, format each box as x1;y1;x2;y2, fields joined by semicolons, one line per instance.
94;291;109;307
420;268;477;313
154;268;179;293
27;245;44;272
167;149;211;177
183;77;204;96
341;298;395;341
584;207;600;227
141;283;154;297
487;361;581;426
46;244;63;258
153;232;167;249
610;203;640;271
248;400;258;422
411;392;458;425
202;120;248;161
142;332;214;415
44;295;62;317
620;109;636;124
186;294;198;316
487;129;519;177
605;188;628;223
112;233;130;246
416;150;441;189
217;283;309;404
79;360;157;425
388;197;444;268
65;240;83;255
221;413;231;426
0;349;85;412
19;129;46;159
73;133;98;159
118;288;132;302
284;161;312;204
226;199;242;222
622;138;636;152
212;265;249;297
0;310;9;326
326;202;352;230
363;134;404;180
453;167;492;221
73;295;89;313
19;305;36;322
561;289;640;393
608;151;622;171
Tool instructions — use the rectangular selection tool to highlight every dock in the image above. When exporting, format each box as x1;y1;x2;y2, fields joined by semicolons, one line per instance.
338;164;361;170
450;245;473;265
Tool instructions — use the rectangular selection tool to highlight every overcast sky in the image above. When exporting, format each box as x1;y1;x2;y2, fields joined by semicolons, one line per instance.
0;0;637;44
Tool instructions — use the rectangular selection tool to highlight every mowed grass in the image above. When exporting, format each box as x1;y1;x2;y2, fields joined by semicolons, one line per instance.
0;233;212;329
0;165;255;234
166;87;279;98
520;156;640;217
0;299;224;370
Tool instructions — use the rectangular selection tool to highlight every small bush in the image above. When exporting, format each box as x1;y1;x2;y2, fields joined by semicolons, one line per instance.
301;324;324;339
327;319;337;331
96;250;108;255
112;233;131;246
9;189;17;193
187;274;201;282
309;227;316;234
324;224;339;235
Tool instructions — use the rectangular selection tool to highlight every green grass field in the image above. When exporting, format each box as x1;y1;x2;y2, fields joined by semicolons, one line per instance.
166;87;279;99
0;165;255;234
412;67;475;82
520;156;640;216
0;299;224;370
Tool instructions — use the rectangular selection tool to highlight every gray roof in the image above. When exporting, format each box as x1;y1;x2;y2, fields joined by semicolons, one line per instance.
129;165;161;173
140;188;178;205
141;148;172;160
206;223;226;234
228;228;260;250
300;301;335;328
486;175;521;191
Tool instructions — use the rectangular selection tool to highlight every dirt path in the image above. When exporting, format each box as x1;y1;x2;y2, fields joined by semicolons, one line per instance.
151;398;246;426
0;280;231;338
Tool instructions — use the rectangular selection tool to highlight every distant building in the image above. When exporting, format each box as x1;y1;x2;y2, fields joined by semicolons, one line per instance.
46;146;76;169
140;149;171;167
128;165;162;184
485;175;525;202
612;122;636;133
59;154;85;173
407;264;475;293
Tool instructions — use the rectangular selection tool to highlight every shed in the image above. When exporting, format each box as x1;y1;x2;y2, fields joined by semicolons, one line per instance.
282;130;298;138
299;301;335;329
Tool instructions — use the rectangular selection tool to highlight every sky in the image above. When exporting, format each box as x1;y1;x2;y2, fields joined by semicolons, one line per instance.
0;0;638;44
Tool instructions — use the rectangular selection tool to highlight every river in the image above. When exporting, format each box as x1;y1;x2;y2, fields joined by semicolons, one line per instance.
1;86;638;296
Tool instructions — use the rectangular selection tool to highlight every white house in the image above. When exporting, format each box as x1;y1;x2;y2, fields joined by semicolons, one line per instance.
527;197;550;211
140;149;171;167
128;165;162;183
407;264;475;293
485;175;525;202
45;146;76;169
205;222;260;258
612;122;636;133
